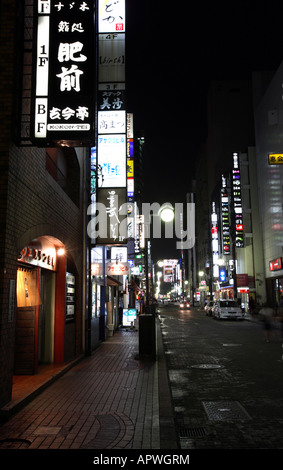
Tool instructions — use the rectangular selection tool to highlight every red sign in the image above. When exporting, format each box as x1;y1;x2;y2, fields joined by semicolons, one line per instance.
269;258;282;271
237;273;249;287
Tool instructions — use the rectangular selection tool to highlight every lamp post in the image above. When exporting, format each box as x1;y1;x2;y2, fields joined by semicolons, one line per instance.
144;205;174;310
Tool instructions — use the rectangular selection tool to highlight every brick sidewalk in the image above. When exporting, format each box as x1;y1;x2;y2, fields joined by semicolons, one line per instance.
0;319;178;450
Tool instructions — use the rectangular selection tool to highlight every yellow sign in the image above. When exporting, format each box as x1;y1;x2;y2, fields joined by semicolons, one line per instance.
268;154;283;164
127;159;134;177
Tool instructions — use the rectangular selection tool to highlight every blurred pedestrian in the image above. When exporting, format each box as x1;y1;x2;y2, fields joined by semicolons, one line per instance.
259;303;274;342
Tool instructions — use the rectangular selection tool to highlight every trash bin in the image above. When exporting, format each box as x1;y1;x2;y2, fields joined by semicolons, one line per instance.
139;314;156;360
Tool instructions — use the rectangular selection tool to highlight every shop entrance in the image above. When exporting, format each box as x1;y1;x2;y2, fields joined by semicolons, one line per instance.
14;236;66;375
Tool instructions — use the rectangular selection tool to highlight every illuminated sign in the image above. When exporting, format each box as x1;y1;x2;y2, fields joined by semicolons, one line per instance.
219;268;226;282
123;308;137;327
135;214;145;253
98;33;125;83
127;178;134;197
127;140;134;158
111;246;128;263
98;0;125;33
127;113;134;139
18;238;57;271
107;262;129;276
268;154;283;165
163;259;178;283
95;188;127;244
269;257;282;271
97;134;126;187
211;201;219;278
98;110;126;134
33;0;95;146
232;153;244;247
221;175;230;255
96;0;127;247
127;159;134;177
98;87;126;111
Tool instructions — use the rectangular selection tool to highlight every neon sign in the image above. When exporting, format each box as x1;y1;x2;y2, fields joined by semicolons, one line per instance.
232;153;244;247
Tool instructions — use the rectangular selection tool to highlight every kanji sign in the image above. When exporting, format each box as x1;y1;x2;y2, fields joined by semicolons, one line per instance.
33;0;96;146
268;154;283;165
98;0;125;33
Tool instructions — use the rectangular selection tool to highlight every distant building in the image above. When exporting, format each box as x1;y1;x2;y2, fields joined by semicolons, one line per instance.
193;80;264;308
253;64;283;307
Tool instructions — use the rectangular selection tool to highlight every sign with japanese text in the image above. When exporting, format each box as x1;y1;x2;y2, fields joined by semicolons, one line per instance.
98;110;126;134
232;153;244;247
127;178;134;197
96;188;127;244
134;214;145;253
33;0;96;146
107;262;129;276
98;87;126;111
98;33;125;83
127;158;134;177
111;246;128;263
18;243;56;271
97;134;126;187
98;0;125;33
268;153;283;165
221;176;230;255
95;0;127;246
211;201;219;278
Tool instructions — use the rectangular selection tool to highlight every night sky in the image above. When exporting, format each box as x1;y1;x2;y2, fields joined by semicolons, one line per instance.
126;0;283;260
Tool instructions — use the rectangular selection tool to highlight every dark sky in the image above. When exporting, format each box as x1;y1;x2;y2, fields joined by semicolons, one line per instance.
125;0;283;260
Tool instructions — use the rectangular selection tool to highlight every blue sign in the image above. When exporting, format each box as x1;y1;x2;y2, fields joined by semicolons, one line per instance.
123;308;137;326
219;268;226;282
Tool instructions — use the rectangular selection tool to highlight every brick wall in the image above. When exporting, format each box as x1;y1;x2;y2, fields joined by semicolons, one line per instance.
0;0;86;407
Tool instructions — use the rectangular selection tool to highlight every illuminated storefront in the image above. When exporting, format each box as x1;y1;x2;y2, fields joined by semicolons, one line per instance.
15;236;76;374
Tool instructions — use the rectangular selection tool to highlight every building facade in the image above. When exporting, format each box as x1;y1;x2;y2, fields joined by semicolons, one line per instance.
253;63;283;307
0;0;87;407
192;79;276;309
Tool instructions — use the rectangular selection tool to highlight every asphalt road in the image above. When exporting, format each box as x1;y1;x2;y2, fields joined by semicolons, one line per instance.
158;303;283;450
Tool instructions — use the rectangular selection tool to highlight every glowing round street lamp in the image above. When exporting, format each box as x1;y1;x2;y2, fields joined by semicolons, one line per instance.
159;203;174;222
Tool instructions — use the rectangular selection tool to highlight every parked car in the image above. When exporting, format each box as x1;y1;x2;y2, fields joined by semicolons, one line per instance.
213;299;244;320
204;300;215;316
180;300;190;309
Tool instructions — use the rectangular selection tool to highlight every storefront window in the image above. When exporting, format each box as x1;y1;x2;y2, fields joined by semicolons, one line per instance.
91;279;101;317
66;272;75;322
17;267;41;307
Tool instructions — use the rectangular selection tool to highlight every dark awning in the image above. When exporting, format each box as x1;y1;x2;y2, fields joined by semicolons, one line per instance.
106;275;122;286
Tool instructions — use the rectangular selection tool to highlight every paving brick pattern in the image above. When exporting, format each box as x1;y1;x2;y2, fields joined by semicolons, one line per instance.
0;323;177;450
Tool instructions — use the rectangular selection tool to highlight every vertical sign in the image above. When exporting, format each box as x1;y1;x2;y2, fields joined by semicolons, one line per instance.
211;202;219;278
33;0;96;146
127;113;134;199
66;272;75;321
95;188;127;244
221;175;230;255
232;153;244;247
97;0;127;244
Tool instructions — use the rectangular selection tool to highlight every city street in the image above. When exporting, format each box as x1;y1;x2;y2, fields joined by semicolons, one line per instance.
159;303;283;449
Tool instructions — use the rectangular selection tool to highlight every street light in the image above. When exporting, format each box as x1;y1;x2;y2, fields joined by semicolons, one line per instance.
144;204;174;309
159;203;174;222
